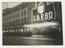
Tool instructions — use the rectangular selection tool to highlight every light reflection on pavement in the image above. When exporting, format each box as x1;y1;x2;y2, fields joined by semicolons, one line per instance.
3;35;57;45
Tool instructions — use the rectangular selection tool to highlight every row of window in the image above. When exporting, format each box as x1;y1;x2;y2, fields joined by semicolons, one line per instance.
3;18;29;28
3;8;28;23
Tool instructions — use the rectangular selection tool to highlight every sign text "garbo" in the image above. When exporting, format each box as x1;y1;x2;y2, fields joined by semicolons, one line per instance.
33;11;53;22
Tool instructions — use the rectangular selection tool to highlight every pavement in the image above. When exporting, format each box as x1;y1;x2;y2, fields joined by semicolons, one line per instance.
3;34;63;45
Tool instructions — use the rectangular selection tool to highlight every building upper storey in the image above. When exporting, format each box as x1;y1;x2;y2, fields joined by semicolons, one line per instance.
2;2;54;16
2;2;35;16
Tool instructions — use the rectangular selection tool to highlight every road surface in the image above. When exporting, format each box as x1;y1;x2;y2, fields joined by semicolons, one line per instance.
3;34;63;45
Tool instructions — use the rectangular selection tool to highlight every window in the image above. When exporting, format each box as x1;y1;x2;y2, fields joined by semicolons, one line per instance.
16;14;17;19
24;10;26;15
18;13;19;17
33;9;37;15
13;14;15;19
21;11;23;16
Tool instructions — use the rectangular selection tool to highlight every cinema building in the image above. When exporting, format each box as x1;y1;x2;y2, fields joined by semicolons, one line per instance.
2;2;62;34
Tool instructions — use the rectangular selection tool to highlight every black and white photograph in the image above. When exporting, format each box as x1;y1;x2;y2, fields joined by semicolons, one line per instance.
2;2;63;45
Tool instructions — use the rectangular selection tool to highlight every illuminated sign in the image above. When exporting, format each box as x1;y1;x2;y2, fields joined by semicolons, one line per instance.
38;4;44;13
33;2;54;22
33;11;53;22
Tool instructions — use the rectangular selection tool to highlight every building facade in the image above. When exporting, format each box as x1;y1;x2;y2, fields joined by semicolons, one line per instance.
3;2;35;32
2;2;62;32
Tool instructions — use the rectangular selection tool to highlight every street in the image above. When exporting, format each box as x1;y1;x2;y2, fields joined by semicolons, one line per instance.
3;33;63;45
